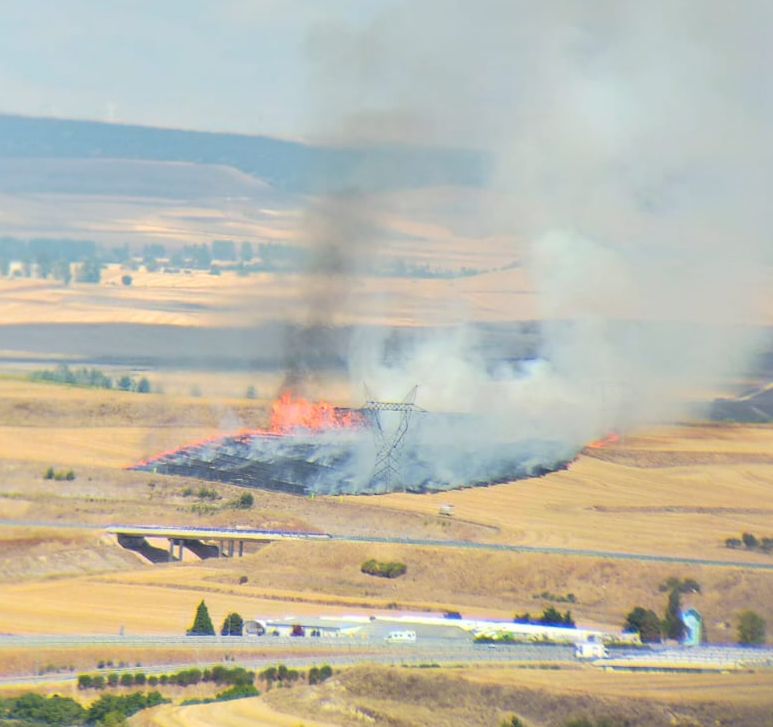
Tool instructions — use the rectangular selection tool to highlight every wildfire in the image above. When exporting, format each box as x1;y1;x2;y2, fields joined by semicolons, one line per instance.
131;391;362;470
269;391;362;434
587;432;621;449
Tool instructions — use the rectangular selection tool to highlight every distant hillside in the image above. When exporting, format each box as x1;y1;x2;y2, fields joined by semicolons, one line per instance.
0;114;488;194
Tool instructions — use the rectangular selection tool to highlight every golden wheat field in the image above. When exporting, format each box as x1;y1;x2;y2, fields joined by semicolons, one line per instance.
132;695;340;727
0;261;539;329
0;376;772;639
358;426;773;559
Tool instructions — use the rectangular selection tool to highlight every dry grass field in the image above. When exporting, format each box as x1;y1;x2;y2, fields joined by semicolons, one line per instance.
0;262;538;330
132;695;340;727
358;425;773;559
257;664;773;727
0;538;771;640
0;378;772;641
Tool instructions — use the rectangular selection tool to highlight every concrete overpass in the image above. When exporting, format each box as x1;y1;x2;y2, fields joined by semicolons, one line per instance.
106;525;330;562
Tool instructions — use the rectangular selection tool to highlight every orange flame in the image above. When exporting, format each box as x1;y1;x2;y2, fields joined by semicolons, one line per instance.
587;432;621;449
132;391;362;469
270;392;362;433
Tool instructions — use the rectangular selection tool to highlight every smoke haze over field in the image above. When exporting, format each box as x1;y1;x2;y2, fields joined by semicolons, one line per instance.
290;1;771;483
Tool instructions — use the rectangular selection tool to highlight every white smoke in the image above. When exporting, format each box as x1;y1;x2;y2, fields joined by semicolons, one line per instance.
297;1;771;484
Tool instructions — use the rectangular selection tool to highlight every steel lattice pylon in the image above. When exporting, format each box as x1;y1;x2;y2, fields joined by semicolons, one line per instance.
362;385;424;488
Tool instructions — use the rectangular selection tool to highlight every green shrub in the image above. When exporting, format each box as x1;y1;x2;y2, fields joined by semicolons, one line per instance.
361;559;407;579
738;610;766;645
214;684;259;701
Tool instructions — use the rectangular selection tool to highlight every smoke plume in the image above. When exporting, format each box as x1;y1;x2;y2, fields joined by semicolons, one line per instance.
284;1;771;489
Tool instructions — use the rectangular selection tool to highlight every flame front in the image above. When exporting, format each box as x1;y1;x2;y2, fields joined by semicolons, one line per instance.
269;392;362;434
587;433;621;449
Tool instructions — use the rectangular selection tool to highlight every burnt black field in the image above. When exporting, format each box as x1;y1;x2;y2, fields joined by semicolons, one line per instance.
132;412;576;495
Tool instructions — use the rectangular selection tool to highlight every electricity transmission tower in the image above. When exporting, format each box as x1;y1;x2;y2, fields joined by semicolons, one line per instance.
362;385;424;488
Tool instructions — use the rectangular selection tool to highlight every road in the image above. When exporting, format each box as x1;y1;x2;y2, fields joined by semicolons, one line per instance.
0;636;576;686
1;518;772;571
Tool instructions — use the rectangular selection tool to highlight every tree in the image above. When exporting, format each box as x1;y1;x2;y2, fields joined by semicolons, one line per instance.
117;375;133;391
136;377;151;393
245;385;257;399
240;241;253;262
742;532;759;549
187;600;215;635
737;610;766;645
663;588;685;641
121;274;133;286
221;612;244;636
624;607;662;643
212;240;237;261
76;258;102;283
53;259;72;285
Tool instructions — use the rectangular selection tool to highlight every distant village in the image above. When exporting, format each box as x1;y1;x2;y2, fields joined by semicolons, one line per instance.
0;236;500;283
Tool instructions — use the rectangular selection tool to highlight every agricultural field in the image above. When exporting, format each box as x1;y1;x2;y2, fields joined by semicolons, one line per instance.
0;283;771;724
137;665;773;727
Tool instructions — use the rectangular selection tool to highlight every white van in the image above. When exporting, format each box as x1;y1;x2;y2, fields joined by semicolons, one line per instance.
385;630;417;643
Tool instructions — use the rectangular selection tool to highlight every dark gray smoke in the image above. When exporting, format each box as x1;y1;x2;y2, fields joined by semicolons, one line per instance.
276;1;771;491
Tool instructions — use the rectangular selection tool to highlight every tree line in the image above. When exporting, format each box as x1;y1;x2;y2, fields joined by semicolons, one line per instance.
0;690;167;726
30;364;152;393
623;576;766;645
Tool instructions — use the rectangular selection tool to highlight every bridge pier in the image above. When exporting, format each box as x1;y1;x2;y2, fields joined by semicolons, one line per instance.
228;540;235;557
238;540;244;557
168;538;174;562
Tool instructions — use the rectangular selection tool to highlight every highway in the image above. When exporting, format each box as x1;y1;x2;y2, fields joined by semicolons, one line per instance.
2;519;773;570
330;534;773;571
0;636;576;686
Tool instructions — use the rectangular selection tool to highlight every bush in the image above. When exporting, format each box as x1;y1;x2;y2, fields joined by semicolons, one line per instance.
624;607;662;643
44;466;54;480
5;693;87;725
259;664;300;687
214;684;259;701
361;559;407;579
77;674;93;690
658;576;700;594
234;492;254;509
87;691;168;724
514;608;575;628
742;532;759;549
738;610;766;645
725;537;742;549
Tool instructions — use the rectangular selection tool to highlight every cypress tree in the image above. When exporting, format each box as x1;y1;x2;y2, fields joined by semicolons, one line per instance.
663;588;685;641
188;600;215;635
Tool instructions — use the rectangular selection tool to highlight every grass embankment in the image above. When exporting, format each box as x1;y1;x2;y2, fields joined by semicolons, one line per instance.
1;540;773;640
199;664;773;727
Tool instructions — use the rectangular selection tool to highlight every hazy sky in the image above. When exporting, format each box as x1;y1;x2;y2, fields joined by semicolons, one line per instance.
0;0;390;138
